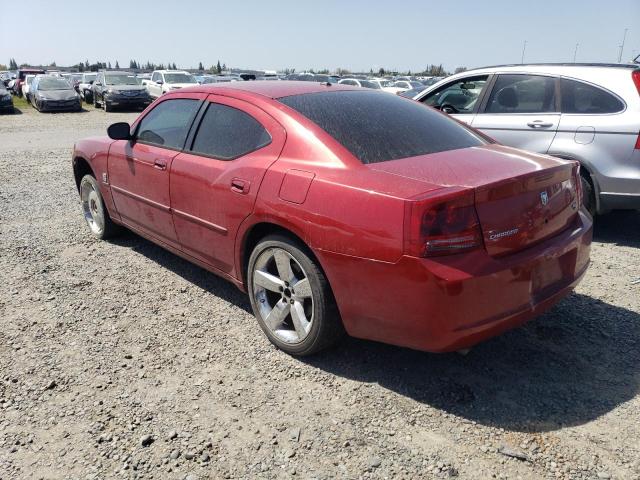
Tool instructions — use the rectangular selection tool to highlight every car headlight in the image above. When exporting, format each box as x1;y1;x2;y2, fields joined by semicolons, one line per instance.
106;89;114;94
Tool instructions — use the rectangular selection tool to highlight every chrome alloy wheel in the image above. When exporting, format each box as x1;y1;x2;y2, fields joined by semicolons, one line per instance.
252;248;314;344
80;179;105;235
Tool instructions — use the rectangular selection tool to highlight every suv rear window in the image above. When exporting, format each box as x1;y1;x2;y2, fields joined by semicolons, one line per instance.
560;78;624;114
279;91;485;164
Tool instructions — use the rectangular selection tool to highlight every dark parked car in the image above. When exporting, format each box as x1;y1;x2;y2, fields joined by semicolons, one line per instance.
30;75;82;112
93;71;152;112
0;85;14;113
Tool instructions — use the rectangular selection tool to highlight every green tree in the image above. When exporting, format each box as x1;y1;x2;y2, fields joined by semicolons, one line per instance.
378;67;386;76
216;60;222;74
108;62;112;69
198;61;204;71
115;61;120;69
9;58;18;69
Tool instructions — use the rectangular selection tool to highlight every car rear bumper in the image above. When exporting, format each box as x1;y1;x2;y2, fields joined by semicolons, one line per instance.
320;209;593;352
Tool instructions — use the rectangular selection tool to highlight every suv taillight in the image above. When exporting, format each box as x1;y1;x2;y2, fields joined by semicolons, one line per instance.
633;70;640;96
404;188;483;257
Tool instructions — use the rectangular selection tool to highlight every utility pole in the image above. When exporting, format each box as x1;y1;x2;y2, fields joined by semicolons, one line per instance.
618;28;628;63
573;43;579;63
521;40;527;64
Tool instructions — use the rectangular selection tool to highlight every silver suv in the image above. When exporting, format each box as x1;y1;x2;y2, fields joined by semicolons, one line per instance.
413;63;640;215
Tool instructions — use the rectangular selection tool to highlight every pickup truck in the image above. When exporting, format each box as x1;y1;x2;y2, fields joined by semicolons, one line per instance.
142;70;198;99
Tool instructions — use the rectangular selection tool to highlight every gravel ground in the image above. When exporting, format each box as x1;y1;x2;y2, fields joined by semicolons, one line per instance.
1;106;639;480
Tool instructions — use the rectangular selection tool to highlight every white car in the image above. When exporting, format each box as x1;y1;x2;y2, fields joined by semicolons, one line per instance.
144;70;198;99
21;74;35;100
391;80;424;92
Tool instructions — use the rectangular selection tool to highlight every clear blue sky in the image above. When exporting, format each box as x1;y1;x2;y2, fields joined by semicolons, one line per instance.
1;0;638;72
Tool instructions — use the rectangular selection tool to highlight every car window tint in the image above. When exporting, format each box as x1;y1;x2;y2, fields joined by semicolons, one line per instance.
279;90;485;164
136;99;200;149
485;74;556;113
422;75;488;114
560;78;624;114
190;103;271;160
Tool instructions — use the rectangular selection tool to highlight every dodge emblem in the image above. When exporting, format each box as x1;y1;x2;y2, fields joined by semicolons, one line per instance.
540;191;549;206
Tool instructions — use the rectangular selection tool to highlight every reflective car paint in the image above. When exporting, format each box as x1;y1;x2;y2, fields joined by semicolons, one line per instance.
72;81;592;352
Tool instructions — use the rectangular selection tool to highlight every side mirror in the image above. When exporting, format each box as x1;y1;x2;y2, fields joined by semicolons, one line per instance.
107;122;132;140
156;80;163;85
89;80;94;85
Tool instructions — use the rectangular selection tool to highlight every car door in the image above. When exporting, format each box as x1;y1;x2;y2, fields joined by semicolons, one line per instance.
417;74;490;126
149;72;161;98
472;73;560;153
170;94;286;275
108;94;204;247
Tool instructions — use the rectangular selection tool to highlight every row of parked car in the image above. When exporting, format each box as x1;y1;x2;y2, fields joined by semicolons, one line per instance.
0;67;444;113
2;63;639;216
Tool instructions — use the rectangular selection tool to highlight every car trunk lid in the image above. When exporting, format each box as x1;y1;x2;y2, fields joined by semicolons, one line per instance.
369;144;580;256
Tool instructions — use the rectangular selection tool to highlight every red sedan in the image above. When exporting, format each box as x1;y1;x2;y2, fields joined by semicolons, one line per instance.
72;81;592;356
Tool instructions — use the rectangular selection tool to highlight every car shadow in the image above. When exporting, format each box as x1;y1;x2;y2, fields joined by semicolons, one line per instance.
109;231;639;433
109;231;251;312
594;210;640;248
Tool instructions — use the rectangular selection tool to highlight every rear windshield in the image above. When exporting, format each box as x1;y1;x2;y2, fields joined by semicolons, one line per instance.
278;90;485;164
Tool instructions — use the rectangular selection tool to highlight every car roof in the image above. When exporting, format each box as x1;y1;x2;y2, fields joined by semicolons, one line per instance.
179;80;360;99
103;71;134;75
474;62;638;70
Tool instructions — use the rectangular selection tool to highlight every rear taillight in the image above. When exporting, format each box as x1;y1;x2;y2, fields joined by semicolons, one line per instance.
404;188;483;257
635;131;640;150
632;70;640;96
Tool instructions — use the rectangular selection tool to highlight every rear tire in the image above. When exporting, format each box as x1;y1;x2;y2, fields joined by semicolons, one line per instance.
247;235;344;356
79;174;120;239
580;174;596;217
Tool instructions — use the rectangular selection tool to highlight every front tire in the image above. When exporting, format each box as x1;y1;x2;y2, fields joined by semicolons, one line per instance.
248;235;344;356
79;174;120;239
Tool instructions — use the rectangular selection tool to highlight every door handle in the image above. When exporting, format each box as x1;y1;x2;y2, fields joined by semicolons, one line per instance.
527;121;554;129
153;159;167;170
231;178;250;194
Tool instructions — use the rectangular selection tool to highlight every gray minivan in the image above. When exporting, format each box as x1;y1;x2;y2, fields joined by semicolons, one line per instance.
414;63;640;215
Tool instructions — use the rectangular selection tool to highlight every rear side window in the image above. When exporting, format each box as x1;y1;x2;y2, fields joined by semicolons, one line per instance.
279;90;485;164
560;78;624;114
190;103;271;160
136;98;200;149
485;74;556;113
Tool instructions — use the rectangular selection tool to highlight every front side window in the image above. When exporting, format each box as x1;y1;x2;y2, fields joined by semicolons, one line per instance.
279;90;485;164
151;72;159;82
422;75;488;114
190;103;271;160
560;78;624;114
136;99;200;149
485;74;556;114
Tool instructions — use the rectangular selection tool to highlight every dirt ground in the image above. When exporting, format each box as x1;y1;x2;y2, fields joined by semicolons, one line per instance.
1;105;639;480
